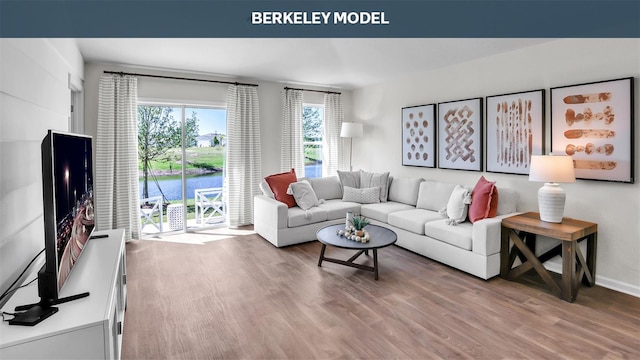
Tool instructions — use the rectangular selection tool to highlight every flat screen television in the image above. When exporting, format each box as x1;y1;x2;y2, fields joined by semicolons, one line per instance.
39;130;95;301
9;130;95;325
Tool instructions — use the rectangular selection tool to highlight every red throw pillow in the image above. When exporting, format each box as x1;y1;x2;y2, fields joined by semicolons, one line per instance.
264;169;297;208
468;176;499;223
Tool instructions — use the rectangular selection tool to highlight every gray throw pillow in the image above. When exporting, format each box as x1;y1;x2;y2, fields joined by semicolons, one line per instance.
287;180;320;210
360;170;391;202
337;170;361;190
342;186;381;204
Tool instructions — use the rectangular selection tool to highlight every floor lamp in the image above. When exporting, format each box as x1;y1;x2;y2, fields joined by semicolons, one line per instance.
340;122;363;171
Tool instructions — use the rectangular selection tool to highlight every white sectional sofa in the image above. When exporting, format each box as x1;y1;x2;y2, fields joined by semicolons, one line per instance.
253;175;519;280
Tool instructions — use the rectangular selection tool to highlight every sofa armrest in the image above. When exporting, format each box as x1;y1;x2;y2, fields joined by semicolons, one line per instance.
253;195;288;229
472;213;522;256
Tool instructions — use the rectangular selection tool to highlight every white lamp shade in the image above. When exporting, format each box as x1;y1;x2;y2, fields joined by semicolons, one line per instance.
529;155;575;223
529;155;576;183
340;122;363;138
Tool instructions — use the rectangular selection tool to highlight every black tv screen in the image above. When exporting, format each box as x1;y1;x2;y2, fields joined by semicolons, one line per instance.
40;130;95;300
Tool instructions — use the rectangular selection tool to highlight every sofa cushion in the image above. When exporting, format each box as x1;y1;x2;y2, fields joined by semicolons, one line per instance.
360;202;415;223
416;181;457;211
425;219;473;250
343;186;381;204
388;177;424;206
264;169;298;208
318;199;361;221
287;180;320;210
287;206;328;227
337;170;361;190
388;209;445;235
360;170;391;202
496;188;518;215
308;176;343;200
469;176;499;223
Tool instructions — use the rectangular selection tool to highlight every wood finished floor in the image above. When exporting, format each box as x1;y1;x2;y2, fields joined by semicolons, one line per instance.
122;229;640;359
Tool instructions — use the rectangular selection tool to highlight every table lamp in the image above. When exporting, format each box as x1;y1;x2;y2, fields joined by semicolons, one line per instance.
529;155;576;223
340;122;363;171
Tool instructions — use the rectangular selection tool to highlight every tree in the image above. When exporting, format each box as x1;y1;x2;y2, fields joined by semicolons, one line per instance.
302;106;322;141
302;106;323;164
138;106;199;199
184;111;200;147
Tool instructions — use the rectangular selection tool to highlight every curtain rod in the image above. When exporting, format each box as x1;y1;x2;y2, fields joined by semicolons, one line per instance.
284;86;341;95
103;71;259;87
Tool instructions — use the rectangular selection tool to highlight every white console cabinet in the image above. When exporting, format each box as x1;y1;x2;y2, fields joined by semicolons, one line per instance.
0;229;127;359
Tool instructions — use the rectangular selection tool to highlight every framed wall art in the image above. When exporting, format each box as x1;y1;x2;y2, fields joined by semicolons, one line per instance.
485;89;545;175
551;77;634;183
437;97;483;171
402;104;436;167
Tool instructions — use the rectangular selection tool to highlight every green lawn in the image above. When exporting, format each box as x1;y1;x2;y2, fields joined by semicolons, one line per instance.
142;145;319;172
139;146;225;172
304;144;322;163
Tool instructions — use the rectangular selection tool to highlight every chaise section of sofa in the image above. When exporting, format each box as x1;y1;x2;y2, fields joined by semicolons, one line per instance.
254;176;360;247
374;182;519;279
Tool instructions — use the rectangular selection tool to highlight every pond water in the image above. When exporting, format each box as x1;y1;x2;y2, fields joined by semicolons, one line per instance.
139;173;223;201
139;164;321;201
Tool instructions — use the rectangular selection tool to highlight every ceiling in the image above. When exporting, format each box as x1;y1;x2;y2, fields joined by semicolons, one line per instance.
76;38;554;90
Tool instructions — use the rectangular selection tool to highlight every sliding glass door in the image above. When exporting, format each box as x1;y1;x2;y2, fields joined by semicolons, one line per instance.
185;106;226;231
138;104;227;235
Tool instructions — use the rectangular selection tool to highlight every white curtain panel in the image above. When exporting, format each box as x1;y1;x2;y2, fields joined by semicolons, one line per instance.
95;75;141;240
280;89;305;177
323;93;344;175
226;85;262;227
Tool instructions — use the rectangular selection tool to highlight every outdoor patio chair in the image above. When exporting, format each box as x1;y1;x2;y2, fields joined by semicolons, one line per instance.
140;195;163;233
194;187;225;225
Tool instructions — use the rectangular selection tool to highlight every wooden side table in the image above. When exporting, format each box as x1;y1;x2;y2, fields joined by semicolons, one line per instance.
500;212;597;302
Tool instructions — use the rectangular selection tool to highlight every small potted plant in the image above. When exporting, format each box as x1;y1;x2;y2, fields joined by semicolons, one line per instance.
350;215;370;237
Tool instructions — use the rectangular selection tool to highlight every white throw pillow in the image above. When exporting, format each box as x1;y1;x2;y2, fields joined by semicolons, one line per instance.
287;180;320;210
342;186;381;204
446;185;472;225
259;179;275;198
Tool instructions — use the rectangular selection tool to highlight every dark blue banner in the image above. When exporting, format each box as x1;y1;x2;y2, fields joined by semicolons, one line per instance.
1;0;639;38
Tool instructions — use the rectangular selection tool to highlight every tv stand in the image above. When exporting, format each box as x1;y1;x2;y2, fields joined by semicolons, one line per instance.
0;229;126;359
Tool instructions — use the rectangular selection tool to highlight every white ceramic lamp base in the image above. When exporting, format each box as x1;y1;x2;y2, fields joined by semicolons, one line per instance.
537;183;566;223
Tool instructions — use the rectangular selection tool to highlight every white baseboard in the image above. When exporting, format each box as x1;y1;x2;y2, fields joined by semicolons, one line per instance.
595;276;640;298
544;262;640;298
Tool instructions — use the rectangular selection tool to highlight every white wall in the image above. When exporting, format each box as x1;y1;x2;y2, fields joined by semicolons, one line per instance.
0;39;84;297
83;63;351;180
350;38;640;295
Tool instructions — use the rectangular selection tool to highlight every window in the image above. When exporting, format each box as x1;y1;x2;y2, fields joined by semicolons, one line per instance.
303;104;324;178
